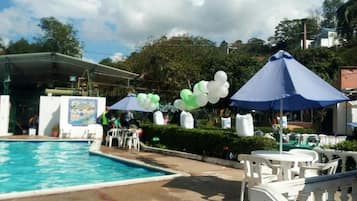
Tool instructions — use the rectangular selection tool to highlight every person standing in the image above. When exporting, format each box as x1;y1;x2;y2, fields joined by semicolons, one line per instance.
123;110;134;128
99;107;110;144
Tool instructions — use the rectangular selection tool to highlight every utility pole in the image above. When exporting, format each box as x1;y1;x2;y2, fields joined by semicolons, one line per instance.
303;20;307;50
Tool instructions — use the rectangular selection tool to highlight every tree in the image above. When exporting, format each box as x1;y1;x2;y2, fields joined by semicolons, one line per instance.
337;0;357;43
125;35;220;101
321;0;344;28
271;18;319;50
35;17;83;57
6;38;40;54
292;48;343;84
0;38;5;55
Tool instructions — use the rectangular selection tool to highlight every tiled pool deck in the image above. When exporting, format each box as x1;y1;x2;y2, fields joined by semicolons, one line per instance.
0;136;244;201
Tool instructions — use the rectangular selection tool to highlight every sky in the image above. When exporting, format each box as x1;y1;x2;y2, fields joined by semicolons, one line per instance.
0;0;324;62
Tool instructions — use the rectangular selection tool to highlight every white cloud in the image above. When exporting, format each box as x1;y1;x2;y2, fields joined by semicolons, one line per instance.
82;57;96;63
0;0;324;54
110;52;126;62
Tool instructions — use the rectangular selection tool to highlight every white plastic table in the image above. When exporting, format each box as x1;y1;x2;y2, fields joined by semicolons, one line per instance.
252;150;314;180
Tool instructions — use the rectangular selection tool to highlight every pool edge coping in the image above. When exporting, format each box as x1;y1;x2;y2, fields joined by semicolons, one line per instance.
0;140;187;200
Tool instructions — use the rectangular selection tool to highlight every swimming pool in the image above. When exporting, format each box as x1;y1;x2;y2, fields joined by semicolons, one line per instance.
0;141;176;198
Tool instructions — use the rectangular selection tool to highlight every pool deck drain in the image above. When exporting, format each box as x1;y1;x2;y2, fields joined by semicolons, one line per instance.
0;136;244;201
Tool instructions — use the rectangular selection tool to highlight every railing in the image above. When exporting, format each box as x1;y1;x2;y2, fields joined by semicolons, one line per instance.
249;170;357;201
315;148;357;172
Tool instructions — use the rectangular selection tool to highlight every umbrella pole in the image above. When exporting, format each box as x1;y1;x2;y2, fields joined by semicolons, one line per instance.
279;99;283;153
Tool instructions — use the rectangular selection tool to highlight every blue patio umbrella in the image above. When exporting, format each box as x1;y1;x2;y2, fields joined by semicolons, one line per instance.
230;50;349;152
110;93;153;112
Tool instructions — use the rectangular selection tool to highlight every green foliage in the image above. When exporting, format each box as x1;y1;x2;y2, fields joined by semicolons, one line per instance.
6;38;40;54
292;48;343;84
125;36;218;101
272;18;319;50
255;126;316;134
321;0;344;28
332;140;357;151
141;124;276;158
35;17;82;57
4;17;83;57
337;0;357;43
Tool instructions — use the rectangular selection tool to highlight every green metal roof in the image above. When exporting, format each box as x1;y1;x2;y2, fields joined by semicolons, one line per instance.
0;52;139;87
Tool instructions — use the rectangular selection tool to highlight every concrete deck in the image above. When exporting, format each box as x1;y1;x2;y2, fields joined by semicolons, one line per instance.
1;136;244;201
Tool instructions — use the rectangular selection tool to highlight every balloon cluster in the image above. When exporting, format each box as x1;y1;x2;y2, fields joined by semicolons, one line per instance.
137;93;160;111
174;71;229;111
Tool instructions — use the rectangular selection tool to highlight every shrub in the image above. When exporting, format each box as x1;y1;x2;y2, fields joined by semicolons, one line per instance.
141;124;276;159
331;140;357;151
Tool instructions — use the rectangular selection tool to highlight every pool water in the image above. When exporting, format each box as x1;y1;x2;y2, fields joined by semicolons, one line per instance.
0;141;169;193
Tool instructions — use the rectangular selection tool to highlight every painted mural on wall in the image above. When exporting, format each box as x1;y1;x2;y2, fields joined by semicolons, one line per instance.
68;99;97;126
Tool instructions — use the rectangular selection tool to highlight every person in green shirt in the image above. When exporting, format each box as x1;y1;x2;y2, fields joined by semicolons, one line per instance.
100;107;110;144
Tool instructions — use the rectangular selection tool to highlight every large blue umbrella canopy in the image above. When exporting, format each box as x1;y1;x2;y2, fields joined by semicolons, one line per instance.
110;93;152;112
230;50;348;111
230;50;349;152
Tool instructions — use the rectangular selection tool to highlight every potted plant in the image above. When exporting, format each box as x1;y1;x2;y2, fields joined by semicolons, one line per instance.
52;124;59;137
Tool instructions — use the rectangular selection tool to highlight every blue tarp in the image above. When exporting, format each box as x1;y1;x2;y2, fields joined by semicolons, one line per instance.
110;93;152;112
230;50;349;111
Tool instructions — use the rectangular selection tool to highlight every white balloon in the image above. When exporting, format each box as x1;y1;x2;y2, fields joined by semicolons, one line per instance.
207;81;220;93
207;93;220;104
198;80;209;93
214;71;227;83
174;99;186;111
218;86;229;98
196;94;208;107
224;81;230;89
174;99;181;108
193;83;202;95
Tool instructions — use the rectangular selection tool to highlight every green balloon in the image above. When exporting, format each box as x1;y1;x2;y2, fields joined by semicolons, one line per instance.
137;93;146;102
180;89;192;101
153;94;160;103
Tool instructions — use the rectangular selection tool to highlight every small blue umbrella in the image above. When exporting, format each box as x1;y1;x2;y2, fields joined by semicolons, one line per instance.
110;93;152;112
230;50;349;152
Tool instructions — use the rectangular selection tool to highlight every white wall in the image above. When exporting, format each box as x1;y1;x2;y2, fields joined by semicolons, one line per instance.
334;101;357;135
39;96;61;136
60;96;106;138
0;95;11;136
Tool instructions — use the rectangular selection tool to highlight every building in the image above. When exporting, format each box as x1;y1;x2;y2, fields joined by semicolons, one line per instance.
334;66;357;135
0;52;139;134
313;28;340;48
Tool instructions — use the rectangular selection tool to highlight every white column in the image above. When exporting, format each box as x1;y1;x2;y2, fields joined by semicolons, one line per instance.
0;95;11;136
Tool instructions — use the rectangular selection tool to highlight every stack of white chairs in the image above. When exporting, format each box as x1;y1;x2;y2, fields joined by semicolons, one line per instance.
238;154;281;201
153;111;164;125
318;134;328;146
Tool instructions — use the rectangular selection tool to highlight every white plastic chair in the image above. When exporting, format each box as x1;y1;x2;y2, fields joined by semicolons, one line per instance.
60;125;72;138
299;158;340;178
105;128;120;147
289;149;319;178
238;154;280;201
126;129;140;151
301;134;320;147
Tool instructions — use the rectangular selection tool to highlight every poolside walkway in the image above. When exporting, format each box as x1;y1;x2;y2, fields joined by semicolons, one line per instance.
2;136;244;201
